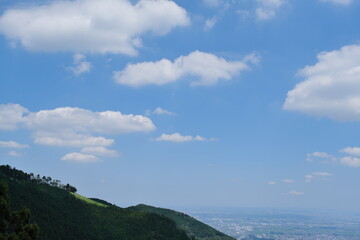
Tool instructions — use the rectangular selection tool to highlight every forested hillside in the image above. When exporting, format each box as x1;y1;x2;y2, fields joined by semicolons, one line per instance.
0;165;235;240
132;205;235;240
0;165;191;240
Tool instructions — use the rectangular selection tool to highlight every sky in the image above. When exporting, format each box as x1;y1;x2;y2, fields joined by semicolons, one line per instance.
1;0;360;211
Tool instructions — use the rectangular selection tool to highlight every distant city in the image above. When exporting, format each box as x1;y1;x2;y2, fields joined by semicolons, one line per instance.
183;208;360;240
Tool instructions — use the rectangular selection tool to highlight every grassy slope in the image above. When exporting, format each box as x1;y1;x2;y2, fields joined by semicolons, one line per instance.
132;204;236;240
71;192;107;207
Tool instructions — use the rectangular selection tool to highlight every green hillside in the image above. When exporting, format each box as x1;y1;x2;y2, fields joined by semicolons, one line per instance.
0;165;235;240
132;204;235;240
0;165;190;240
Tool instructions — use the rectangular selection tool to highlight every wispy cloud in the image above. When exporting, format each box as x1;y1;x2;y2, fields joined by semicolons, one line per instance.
155;133;215;143
68;54;91;75
320;0;352;5
256;0;287;21
146;107;175;116
61;152;100;163
0;140;29;148
8;151;23;157
288;190;304;195
282;179;295;183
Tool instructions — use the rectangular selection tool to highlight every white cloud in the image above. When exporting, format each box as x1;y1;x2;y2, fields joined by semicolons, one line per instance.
256;0;286;21
284;44;360;121
34;135;114;147
24;106;155;134
155;133;213;142
81;146;119;157
8;151;23;157
61;152;100;163
306;152;334;162
341;156;360;167
267;181;277;185
0;104;28;130
0;104;155;149
68;54;91;75
0;140;29;148
114;51;260;87
288;190;304;195
205;17;218;30
320;0;352;5
149;107;175;116
304;172;332;183
341;147;360;156
282;179;295;183
0;0;189;55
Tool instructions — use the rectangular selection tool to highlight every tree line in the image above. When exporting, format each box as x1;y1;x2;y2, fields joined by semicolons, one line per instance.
0;165;77;193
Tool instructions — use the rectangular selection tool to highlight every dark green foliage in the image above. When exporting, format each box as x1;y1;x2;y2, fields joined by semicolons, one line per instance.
0;166;192;240
0;165;73;192
132;204;236;240
0;181;39;240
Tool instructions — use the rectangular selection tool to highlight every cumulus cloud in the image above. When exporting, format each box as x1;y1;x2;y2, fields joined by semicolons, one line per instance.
288;190;304;195
81;146;119;157
0;104;28;130
155;133;214;142
61;152;100;163
267;181;276;185
114;51;260;87
24;106;155;134
0;0;189;55
320;0;352;5
256;0;286;21
68;54;91;75
0;104;155;157
284;44;360;121
0;140;29;148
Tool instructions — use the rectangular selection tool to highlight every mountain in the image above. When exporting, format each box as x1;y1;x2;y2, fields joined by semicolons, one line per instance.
0;165;235;240
132;204;235;240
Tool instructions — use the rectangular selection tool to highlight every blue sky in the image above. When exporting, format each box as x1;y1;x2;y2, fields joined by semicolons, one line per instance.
1;0;360;210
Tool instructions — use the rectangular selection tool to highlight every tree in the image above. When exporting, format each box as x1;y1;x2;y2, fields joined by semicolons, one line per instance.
0;181;39;240
65;184;77;193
